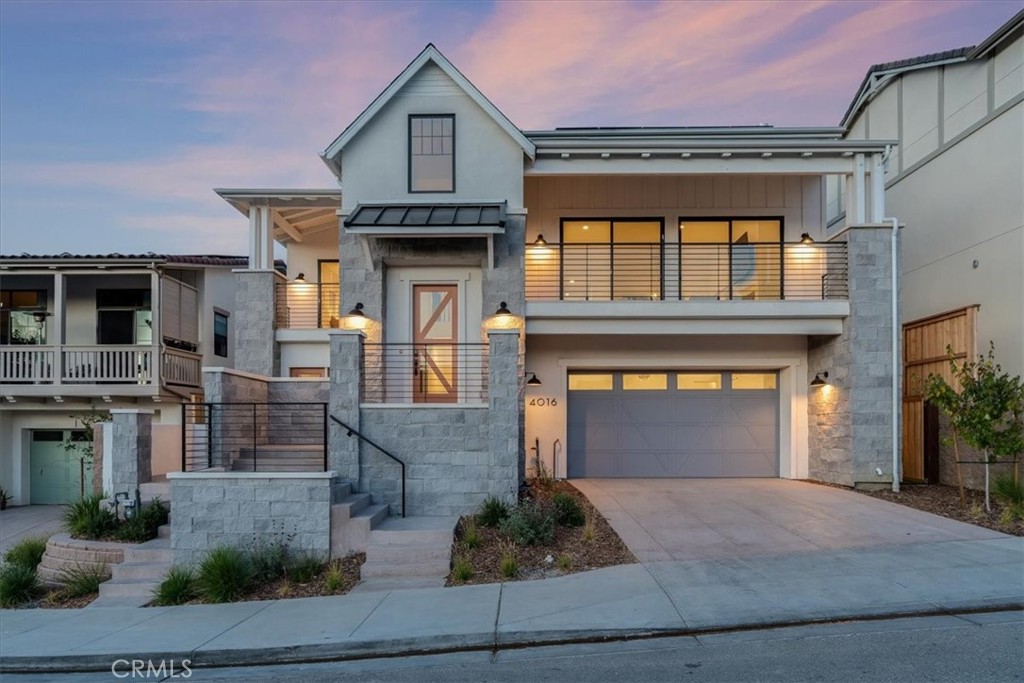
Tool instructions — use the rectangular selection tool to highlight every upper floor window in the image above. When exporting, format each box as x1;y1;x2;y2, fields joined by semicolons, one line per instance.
96;289;151;345
0;290;47;344
214;311;229;358
409;114;454;192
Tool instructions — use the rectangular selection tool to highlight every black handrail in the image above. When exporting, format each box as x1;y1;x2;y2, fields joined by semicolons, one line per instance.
329;415;406;518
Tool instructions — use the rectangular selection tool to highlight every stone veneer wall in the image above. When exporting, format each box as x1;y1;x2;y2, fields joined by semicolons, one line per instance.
168;471;344;565
808;225;901;488
109;410;153;496
233;269;284;377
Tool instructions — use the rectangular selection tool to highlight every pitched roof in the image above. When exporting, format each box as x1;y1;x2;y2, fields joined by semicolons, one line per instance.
321;44;535;174
0;253;286;269
343;202;506;235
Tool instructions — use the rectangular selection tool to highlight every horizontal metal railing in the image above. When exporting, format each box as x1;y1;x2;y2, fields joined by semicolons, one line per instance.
362;343;489;404
525;241;848;301
274;281;342;330
181;402;328;472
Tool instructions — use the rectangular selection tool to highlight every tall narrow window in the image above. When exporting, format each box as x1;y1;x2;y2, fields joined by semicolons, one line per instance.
213;311;229;358
409;115;454;192
96;289;151;345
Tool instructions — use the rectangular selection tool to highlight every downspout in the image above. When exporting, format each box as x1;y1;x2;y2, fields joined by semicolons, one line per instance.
882;145;900;493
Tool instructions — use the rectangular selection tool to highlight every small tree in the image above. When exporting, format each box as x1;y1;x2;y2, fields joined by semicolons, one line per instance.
924;343;1024;511
62;409;109;497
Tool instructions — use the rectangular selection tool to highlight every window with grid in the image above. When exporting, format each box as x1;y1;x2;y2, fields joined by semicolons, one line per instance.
409;115;454;192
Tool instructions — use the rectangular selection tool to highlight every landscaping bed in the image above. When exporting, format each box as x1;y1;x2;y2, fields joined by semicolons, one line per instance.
447;480;636;586
860;483;1024;537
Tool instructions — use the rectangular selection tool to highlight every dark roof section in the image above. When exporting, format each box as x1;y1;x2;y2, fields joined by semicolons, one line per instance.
344;203;506;230
841;47;974;127
0;253;286;269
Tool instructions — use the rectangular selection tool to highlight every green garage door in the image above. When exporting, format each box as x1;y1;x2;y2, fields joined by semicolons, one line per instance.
29;430;92;504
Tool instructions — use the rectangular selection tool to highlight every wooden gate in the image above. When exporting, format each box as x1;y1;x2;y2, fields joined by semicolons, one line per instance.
902;306;978;482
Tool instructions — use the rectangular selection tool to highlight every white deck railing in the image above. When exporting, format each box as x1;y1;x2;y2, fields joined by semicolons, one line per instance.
0;345;202;388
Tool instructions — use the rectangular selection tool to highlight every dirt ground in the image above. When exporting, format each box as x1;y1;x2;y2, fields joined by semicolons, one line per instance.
859;484;1023;537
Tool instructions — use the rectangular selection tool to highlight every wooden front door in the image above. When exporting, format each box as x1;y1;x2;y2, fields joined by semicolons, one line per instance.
412;284;458;403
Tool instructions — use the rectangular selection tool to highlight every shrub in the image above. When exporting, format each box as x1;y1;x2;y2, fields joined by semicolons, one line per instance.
198;547;253;603
477;496;511;528
452;555;473;583
152;566;197;606
993;475;1024;506
461;518;482;550
116;499;169;543
64;492;117;540
0;563;40;607
552;493;585;527
288;552;325;584
582;510;597;543
556;553;573;571
61;563;107;598
999;504;1024;525
500;544;518;578
4;537;48;571
250;542;290;584
498;500;554;546
324;562;347;593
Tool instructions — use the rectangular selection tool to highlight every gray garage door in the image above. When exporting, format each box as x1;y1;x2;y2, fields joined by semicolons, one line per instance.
567;371;779;478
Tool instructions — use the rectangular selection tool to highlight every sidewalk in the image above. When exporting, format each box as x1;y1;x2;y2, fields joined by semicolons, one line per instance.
1;536;1022;673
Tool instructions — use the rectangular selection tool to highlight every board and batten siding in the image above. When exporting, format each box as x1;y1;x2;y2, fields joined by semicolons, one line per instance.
524;175;825;242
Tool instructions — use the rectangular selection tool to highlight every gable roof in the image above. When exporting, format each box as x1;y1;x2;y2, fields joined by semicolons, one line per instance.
321;44;535;175
840;9;1024;129
0;253;286;270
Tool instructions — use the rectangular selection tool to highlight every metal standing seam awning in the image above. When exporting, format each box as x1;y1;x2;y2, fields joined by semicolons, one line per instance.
343;202;507;237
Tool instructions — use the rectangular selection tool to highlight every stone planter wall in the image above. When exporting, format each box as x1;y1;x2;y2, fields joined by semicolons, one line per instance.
36;534;127;586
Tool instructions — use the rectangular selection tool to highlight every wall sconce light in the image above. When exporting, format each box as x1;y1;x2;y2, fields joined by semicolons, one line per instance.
294;272;306;282
495;301;512;316
810;371;829;387
533;235;548;247
800;233;814;245
527;372;542;386
347;302;365;318
343;302;368;330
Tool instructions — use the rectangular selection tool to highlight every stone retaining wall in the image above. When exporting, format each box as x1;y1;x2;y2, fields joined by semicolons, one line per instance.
168;471;344;566
36;534;126;585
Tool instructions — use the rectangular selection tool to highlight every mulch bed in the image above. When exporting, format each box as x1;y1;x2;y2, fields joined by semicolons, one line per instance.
859;484;1023;536
447;480;636;586
238;553;365;602
36;588;98;609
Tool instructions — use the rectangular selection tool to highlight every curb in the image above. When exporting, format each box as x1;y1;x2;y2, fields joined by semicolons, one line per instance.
3;602;1022;674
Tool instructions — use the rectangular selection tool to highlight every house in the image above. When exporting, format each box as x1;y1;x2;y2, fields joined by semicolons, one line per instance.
836;10;1023;486
0;254;249;505
170;41;900;560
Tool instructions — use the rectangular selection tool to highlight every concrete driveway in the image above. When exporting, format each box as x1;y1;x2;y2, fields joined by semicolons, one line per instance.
0;506;64;558
573;479;1008;563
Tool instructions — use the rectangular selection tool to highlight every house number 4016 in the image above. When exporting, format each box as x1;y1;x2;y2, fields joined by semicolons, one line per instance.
529;398;558;407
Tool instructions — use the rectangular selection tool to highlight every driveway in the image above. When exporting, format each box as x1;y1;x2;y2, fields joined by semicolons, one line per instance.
573;479;1008;563
0;505;64;558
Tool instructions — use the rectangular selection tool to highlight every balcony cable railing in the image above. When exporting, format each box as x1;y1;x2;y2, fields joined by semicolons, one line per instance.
361;343;489;405
275;281;341;330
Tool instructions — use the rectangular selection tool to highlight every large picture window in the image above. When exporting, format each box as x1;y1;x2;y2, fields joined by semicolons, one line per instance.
0;290;47;344
560;218;664;301
409;115;454;192
678;218;782;300
96;289;151;345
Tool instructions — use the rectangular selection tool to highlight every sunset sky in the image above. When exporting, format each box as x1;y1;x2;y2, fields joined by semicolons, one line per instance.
0;0;1018;256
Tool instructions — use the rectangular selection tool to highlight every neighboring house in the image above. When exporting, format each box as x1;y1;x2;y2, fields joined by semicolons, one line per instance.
195;42;900;531
0;254;248;505
836;10;1023;485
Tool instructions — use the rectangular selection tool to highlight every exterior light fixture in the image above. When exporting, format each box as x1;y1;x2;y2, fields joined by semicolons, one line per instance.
533;234;548;246
347;302;365;318
495;301;512;316
800;233;814;245
527;372;542;386
343;302;368;331
294;272;306;282
810;371;829;387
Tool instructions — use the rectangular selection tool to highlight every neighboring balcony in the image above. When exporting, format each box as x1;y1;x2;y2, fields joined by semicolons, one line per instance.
524;241;850;335
274;281;342;330
0;344;202;396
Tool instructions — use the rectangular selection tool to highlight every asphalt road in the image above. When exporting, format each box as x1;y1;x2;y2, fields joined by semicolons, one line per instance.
10;610;1023;682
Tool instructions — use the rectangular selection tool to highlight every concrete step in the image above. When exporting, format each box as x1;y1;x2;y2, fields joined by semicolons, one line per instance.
358;516;456;582
332;492;373;522
96;578;159;599
361;560;451;579
368;521;456;546
330;502;389;557
110;561;167;581
350;577;447;593
365;542;452;564
88;595;155;609
158;524;170;539
125;538;171;564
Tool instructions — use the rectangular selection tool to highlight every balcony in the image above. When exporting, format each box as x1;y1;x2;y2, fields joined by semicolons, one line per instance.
274;281;342;330
361;343;489;405
0;345;202;395
525;241;847;301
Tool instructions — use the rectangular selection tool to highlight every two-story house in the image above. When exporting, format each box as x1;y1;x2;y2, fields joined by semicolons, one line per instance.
190;44;900;532
0;254;246;505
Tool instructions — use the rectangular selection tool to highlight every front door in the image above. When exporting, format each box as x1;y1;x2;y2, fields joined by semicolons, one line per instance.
412;284;458;403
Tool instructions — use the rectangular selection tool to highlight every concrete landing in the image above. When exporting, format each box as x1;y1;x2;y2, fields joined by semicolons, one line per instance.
358;516;458;591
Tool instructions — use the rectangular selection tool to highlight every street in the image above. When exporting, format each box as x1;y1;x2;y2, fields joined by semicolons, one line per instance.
11;610;1022;682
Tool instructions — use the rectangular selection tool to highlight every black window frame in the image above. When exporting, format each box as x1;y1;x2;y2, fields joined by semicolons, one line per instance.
557;217;666;301
0;289;48;345
213;310;229;358
676;216;785;301
408;114;455;194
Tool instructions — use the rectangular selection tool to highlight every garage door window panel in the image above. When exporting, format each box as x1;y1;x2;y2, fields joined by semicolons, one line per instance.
568;373;614;391
622;373;668;390
677;373;723;390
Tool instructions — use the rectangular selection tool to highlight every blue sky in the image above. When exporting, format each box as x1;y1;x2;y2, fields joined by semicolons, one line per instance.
0;0;1018;257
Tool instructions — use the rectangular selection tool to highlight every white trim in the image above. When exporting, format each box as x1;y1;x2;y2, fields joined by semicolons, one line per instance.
360;403;488;410
322;45;536;164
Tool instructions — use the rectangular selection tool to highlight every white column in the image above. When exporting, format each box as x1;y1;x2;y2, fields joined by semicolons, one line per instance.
870;153;886;223
259;206;274;270
151;270;161;386
248;205;260;269
853;153;867;224
53;272;64;384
